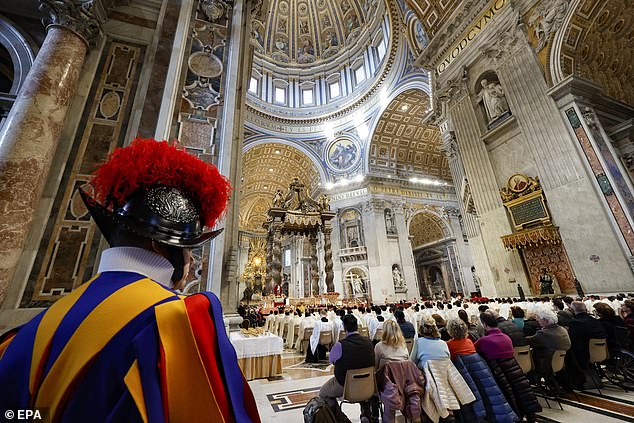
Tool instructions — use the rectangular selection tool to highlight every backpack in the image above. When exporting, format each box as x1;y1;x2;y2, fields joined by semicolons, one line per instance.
303;397;351;423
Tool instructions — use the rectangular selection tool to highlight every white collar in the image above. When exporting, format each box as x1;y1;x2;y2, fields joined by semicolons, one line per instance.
98;247;175;288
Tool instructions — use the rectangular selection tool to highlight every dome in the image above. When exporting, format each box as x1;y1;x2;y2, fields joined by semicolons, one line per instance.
247;0;392;117
252;0;380;68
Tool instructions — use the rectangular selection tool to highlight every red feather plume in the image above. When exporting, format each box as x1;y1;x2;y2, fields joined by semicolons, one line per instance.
90;137;232;229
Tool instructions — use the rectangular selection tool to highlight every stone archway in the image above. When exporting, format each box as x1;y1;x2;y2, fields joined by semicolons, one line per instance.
408;211;453;299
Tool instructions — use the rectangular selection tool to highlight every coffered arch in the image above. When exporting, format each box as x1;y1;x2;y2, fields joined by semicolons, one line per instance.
408;211;451;249
239;142;322;233
556;0;634;105
404;0;462;39
367;88;451;181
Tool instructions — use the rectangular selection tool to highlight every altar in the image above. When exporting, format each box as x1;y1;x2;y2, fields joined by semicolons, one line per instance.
230;331;284;381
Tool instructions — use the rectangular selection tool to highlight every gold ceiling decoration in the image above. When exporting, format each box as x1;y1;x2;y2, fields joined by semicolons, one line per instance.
404;0;462;38
239;143;321;233
369;89;451;181
409;212;449;248
559;0;634;105
252;0;374;67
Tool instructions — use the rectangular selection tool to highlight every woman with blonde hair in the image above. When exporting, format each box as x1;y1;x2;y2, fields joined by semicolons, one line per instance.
411;317;450;370
374;320;409;370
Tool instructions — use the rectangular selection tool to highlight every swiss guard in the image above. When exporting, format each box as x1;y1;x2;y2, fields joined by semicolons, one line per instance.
0;138;261;423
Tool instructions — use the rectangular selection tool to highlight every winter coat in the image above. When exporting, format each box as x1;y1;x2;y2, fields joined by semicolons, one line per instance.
420;359;476;423
377;360;425;423
497;318;527;347
454;354;518;423
487;357;542;419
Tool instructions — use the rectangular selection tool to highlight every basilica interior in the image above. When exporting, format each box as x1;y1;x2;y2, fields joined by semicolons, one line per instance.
0;0;633;421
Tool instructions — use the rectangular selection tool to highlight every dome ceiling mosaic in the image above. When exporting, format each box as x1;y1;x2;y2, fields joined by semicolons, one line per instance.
252;0;379;67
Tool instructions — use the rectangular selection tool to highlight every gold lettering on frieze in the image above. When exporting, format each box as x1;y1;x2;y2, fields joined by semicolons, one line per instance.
437;0;508;75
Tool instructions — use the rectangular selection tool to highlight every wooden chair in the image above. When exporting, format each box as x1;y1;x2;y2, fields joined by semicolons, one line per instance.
339;330;346;342
373;328;383;341
405;338;414;354
292;323;300;347
359;327;370;338
540;350;568;410
300;328;313;353
319;330;333;349
513;345;532;374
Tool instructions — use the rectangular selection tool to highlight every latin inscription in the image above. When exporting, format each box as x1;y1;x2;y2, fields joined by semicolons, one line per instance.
437;0;508;75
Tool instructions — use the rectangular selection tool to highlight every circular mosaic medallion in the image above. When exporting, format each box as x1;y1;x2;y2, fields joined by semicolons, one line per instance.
279;1;289;14
188;51;223;78
326;138;359;171
99;91;120;119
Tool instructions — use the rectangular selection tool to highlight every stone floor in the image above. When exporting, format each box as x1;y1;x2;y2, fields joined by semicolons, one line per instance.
249;349;634;422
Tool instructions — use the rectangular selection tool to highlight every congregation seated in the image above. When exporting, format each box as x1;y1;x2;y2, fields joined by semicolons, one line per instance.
394;309;415;339
476;311;541;422
593;302;626;350
553;298;574;327
489;309;527;347
458;309;481;342
568;301;607;369
448;319;518;423
445;319;476;360
522;311;541;336
410;317;450;370
374;320;409;371
431;313;451;341
622;300;634;345
510;306;525;329
526;307;571;377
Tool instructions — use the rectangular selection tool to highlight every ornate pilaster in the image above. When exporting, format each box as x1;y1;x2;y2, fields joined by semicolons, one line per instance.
0;0;104;304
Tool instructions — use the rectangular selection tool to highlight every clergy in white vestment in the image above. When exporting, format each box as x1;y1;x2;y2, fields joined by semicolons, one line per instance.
285;312;303;348
294;311;317;350
264;310;277;332
307;310;334;362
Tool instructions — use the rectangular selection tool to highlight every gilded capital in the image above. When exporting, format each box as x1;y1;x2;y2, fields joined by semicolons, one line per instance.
40;0;105;47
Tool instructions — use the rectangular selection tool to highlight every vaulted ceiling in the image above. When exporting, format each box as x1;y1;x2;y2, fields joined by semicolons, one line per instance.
252;0;371;67
239;143;321;232
559;0;634;105
409;212;449;248
368;89;451;181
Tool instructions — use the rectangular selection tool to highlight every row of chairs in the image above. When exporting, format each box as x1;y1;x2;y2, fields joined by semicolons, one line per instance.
513;338;612;410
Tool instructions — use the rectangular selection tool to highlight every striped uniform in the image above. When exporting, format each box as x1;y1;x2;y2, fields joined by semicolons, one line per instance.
0;272;260;423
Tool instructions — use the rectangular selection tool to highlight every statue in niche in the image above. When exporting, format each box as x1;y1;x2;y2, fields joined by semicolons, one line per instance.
273;189;285;208
392;265;404;288
478;79;510;123
539;268;556;295
385;209;397;234
318;194;330;211
351;275;365;294
346;226;360;248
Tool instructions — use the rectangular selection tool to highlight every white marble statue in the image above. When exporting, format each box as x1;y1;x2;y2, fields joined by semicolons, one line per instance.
385;209;396;234
392;266;404;288
352;276;365;295
479;79;510;122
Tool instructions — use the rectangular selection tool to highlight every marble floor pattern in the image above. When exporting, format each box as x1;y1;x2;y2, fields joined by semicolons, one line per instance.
249;350;634;422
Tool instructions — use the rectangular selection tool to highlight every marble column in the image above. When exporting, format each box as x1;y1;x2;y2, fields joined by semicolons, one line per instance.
323;225;334;292
0;0;102;304
271;225;282;292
